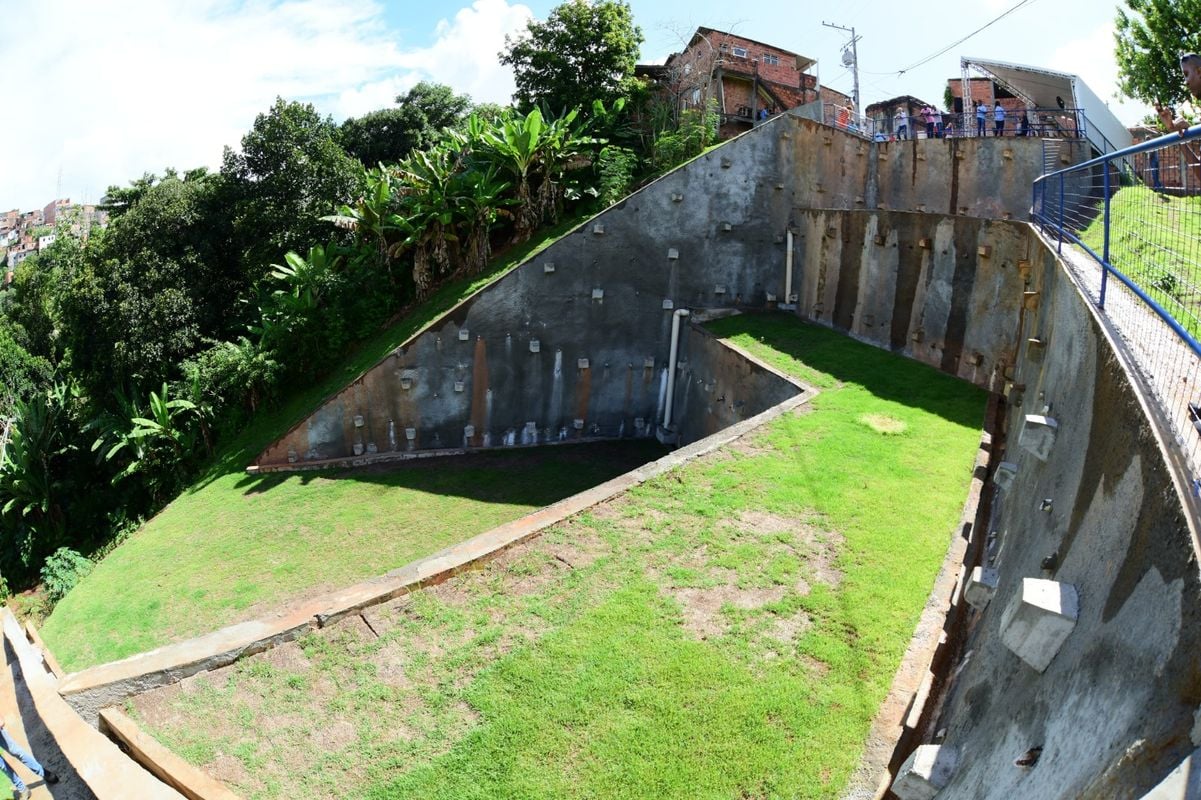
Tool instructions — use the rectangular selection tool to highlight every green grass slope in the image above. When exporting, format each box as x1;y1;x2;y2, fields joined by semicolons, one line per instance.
133;315;987;800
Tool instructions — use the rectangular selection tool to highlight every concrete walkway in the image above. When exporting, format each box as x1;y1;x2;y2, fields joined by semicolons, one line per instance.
0;610;183;800
0;614;94;800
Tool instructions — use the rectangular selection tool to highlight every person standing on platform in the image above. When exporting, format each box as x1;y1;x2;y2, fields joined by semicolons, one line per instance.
993;101;1006;136
976;101;986;137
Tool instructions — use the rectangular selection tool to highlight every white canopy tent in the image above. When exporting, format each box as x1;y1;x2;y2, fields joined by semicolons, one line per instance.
961;56;1132;156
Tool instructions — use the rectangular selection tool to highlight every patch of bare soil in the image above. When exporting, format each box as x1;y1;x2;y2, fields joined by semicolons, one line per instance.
205;753;254;789
130;681;185;731
311;719;357;752
668;583;788;640
765;611;813;645
729;510;844;589
261;641;312;672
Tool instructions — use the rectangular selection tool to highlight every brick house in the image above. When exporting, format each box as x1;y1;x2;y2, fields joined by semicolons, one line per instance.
864;95;939;139
637;27;850;139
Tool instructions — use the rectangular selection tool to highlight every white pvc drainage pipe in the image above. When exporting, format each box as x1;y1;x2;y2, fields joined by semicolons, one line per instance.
663;308;690;429
785;229;794;303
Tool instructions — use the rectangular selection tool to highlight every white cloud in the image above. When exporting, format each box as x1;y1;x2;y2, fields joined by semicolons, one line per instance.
1048;21;1150;126
0;0;532;211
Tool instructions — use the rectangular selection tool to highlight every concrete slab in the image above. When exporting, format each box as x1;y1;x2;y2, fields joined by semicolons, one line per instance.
999;578;1079;672
892;745;958;800
964;566;1000;610
993;460;1018;492
1018;415;1059;461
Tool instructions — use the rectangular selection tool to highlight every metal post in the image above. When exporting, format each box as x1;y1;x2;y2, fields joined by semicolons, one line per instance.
1057;173;1065;255
822;21;862;122
1100;163;1111;308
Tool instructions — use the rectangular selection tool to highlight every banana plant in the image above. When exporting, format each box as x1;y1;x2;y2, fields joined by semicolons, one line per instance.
454;165;511;275
394;144;462;298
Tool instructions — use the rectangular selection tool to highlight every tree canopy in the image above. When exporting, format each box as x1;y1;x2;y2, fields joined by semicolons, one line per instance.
1115;0;1201;106
499;0;643;114
339;82;474;167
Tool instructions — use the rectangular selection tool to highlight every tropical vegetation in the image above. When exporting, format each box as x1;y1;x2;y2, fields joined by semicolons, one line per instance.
0;0;720;605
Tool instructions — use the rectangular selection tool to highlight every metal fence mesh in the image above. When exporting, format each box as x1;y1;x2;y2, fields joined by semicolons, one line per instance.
1033;131;1201;494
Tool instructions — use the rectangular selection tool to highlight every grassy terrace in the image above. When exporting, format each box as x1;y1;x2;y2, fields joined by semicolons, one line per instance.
1078;184;1201;332
130;315;986;800
41;217;600;672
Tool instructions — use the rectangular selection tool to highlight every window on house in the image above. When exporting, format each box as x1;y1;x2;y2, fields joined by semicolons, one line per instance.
762;53;780;66
732;46;748;58
719;43;729;52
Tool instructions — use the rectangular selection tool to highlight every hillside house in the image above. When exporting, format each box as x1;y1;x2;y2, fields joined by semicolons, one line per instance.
637;27;850;139
864;96;938;139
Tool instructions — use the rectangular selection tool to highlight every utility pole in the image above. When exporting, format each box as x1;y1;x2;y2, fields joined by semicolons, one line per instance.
822;20;861;122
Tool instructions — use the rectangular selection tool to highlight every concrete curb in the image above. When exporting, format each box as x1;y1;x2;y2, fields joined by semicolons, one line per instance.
1;609;185;799
98;707;241;800
58;344;813;724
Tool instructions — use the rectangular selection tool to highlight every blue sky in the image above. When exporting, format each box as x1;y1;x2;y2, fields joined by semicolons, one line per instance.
0;0;1148;211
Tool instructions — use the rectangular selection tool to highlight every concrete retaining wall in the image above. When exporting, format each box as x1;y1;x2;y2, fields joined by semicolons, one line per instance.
891;236;1201;798
257;117;1070;469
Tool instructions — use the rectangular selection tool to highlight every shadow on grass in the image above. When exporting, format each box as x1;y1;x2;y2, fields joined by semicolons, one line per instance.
233;439;669;506
705;312;988;429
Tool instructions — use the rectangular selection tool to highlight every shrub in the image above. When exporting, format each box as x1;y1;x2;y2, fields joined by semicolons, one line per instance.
41;547;93;604
595;146;639;207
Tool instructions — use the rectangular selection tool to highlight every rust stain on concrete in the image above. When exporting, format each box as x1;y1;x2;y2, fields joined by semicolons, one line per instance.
471;337;489;446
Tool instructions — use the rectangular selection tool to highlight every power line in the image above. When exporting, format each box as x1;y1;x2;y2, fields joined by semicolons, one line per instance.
896;0;1041;76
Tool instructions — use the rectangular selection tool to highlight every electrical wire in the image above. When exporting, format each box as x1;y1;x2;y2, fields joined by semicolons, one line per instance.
896;0;1041;75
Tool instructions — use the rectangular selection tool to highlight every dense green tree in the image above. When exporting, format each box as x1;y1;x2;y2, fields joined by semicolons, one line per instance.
339;82;473;166
222;98;362;274
1115;0;1201;106
500;0;643;114
60;171;240;396
3;236;87;364
0;319;53;414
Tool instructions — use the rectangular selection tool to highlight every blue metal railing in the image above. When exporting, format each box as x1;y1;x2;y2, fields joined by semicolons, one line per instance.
1032;124;1201;358
1032;124;1201;482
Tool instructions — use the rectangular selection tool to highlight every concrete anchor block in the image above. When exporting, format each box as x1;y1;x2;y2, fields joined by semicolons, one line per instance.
543;262;555;273
1003;148;1014;160
994;461;1019;492
714;285;727;295
721;222;733;231
1000;577;1078;672
573;418;585;430
892;745;958;800
667;248;679;260
1019;415;1059;461
1018;259;1032;280
964;566;1000;610
353;415;365;428
401;376;413;390
1023;291;1040;310
287;449;298;464
353;441;364;456
458;329;470;341
366;442;378;454
578;358;590;370
644;357;655;368
919;237;932;249
670;193;683;202
977;245;992;258
765;292;777;302
591;288;604;300
464;424;475;439
854;197;865;205
968;352;984;366
874;234;886;246
405;428;416;441
592;223;605;235
720;157;732;168
454;381;465;393
662;299;674;310
529;339;541;353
